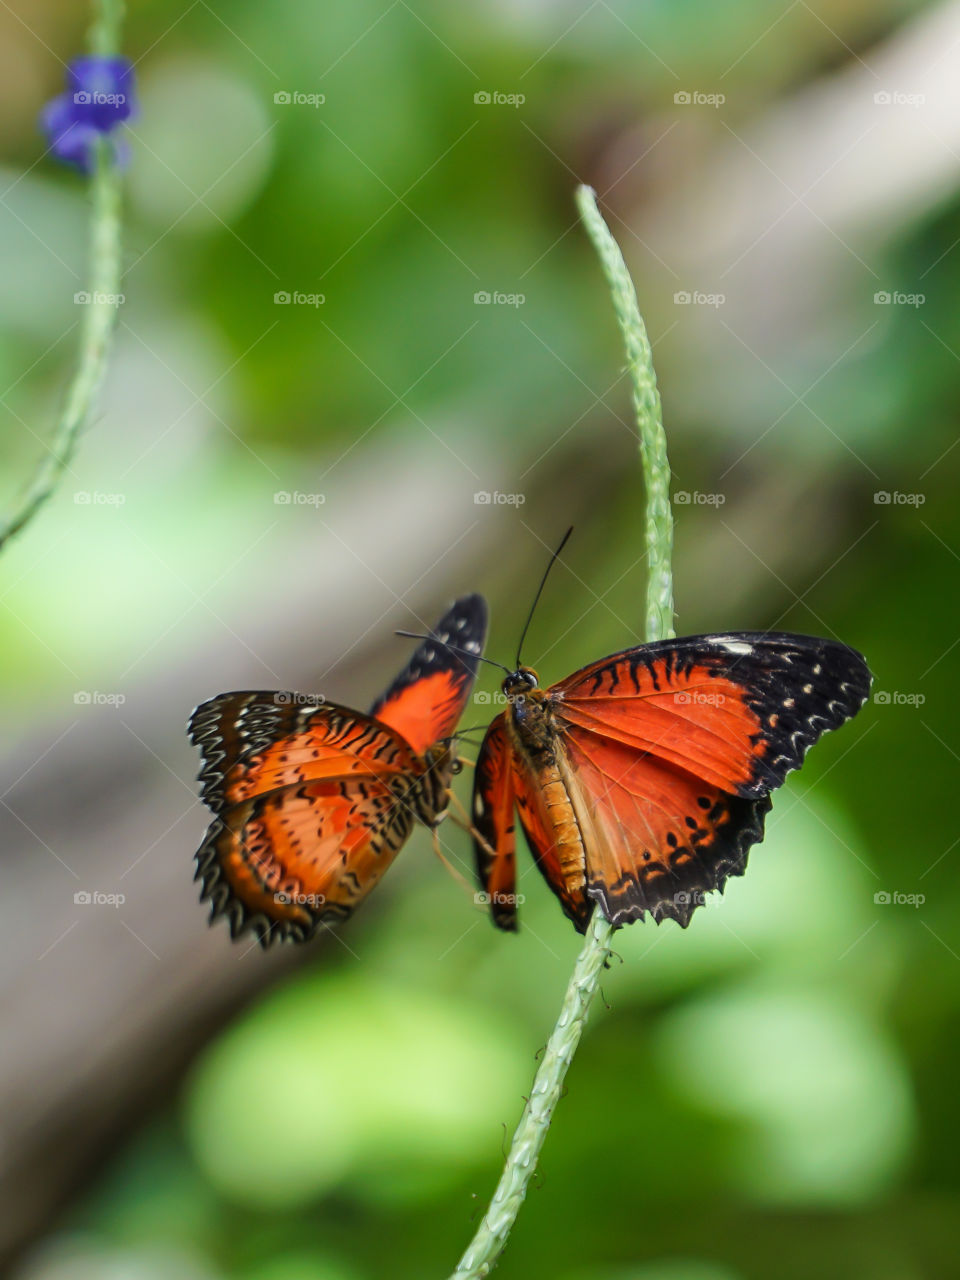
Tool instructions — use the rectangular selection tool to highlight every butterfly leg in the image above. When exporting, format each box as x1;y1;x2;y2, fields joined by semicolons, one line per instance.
430;810;478;902
446;787;500;865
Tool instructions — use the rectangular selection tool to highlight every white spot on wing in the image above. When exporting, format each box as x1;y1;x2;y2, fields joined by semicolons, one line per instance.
709;638;753;656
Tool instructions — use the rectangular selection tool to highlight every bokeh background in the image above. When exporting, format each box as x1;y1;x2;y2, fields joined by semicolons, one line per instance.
1;2;959;1278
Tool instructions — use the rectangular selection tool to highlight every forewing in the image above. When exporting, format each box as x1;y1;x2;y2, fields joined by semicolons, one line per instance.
553;632;871;799
369;594;488;754
549;632;870;927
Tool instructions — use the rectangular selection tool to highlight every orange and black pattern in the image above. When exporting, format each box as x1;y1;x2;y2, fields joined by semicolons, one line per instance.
189;594;487;946
473;632;870;933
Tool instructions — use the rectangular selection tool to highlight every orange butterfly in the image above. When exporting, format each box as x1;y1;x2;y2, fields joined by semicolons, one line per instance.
472;553;871;933
189;595;487;946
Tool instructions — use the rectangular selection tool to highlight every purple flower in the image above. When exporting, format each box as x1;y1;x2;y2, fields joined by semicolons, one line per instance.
41;56;136;174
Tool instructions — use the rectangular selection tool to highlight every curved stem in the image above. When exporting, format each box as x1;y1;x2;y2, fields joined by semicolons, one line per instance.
449;910;613;1279
446;186;675;1278
0;0;125;552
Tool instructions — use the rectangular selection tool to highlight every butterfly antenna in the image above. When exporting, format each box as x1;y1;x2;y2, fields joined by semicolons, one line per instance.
516;526;574;668
394;630;512;676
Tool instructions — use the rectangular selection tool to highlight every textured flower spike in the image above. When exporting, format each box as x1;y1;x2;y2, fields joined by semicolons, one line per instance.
41;56;136;173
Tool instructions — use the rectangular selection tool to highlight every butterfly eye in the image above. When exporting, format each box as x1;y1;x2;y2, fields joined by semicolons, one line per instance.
451;759;463;775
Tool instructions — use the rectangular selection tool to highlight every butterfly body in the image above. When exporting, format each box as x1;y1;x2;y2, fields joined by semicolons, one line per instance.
474;632;871;934
189;595;487;946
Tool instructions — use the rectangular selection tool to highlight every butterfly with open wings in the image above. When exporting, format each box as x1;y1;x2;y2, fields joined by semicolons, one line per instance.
188;594;487;946
472;545;871;933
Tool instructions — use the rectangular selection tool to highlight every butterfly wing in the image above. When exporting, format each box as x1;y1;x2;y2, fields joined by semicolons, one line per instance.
545;632;870;927
473;716;592;933
188;592;488;946
189;692;428;945
472;714;518;931
369;593;488;754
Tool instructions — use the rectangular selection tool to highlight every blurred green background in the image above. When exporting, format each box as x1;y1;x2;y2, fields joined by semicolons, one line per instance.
1;2;958;1278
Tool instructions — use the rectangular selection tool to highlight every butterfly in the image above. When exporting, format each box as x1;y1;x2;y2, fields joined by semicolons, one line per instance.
188;594;487;946
472;630;871;933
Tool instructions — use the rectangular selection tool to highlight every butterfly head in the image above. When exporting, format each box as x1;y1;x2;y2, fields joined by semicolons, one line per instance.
503;666;540;702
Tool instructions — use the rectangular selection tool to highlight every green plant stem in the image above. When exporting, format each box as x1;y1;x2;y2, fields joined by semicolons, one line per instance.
0;0;125;551
446;185;675;1279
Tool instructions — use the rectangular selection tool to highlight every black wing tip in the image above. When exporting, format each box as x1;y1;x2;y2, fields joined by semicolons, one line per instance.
491;911;519;933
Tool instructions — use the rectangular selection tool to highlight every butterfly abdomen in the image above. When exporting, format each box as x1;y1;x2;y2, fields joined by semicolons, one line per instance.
505;697;589;910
